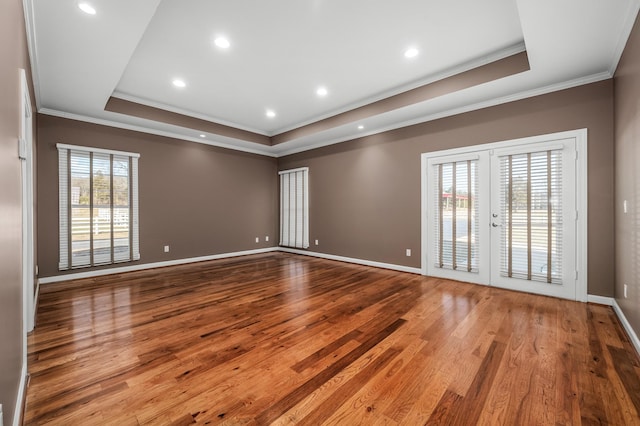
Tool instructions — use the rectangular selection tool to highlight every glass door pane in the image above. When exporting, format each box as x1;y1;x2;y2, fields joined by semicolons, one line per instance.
490;138;577;300
426;152;490;285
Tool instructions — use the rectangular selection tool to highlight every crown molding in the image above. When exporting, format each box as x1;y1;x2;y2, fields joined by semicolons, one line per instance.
38;108;277;157
270;42;527;136
273;71;612;157
39;68;611;160
608;0;640;76
22;0;42;110
111;91;269;136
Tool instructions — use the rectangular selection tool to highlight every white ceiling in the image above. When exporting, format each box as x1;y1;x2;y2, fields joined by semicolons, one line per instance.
26;0;639;157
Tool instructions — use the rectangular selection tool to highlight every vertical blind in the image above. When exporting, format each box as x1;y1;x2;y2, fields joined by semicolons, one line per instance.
432;159;479;272
279;167;309;249
58;144;140;270
499;149;563;284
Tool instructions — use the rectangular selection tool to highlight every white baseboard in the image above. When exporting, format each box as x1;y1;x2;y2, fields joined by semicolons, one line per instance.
587;294;614;306
38;247;419;284
13;361;27;426
613;299;640;357
278;247;423;274
38;247;280;284
31;281;40;330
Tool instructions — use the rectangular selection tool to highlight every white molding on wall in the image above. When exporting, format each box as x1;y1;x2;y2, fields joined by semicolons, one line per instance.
575;130;589;303
273;72;611;158
22;0;42;110
586;295;640;358
38;247;421;284
270;42;527;136
12;361;27;426
39;70;613;160
278;247;423;274
111;91;269;137
608;0;640;76
587;294;614;306
38;108;277;158
38;247;279;284
613;299;640;357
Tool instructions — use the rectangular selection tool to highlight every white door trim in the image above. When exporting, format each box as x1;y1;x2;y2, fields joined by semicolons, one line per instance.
421;129;588;302
20;68;35;332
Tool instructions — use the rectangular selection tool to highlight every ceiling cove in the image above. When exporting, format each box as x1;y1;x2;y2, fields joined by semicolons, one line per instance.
25;0;640;157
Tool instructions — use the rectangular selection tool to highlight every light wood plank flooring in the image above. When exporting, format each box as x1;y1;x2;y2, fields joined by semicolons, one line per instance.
25;252;640;425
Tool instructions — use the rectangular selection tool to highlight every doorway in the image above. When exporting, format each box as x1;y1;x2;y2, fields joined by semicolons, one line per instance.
421;129;587;301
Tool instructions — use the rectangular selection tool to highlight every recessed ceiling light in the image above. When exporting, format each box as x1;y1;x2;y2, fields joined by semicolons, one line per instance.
199;134;206;138
78;2;96;14
404;47;419;58
358;125;364;130
266;109;276;118
214;37;230;49
316;86;328;97
172;79;186;88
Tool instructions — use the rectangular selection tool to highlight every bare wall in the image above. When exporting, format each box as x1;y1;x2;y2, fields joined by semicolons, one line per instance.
37;115;279;278
0;0;35;424
614;13;640;338
279;80;615;297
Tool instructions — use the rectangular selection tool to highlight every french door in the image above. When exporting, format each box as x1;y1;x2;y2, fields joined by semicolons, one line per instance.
423;131;585;301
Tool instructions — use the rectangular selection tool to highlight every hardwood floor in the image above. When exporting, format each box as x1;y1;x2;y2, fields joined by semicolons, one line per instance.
25;252;640;425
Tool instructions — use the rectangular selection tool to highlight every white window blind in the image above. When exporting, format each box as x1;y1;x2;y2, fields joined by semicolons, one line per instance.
58;144;140;270
279;167;309;249
432;159;479;272
499;149;563;284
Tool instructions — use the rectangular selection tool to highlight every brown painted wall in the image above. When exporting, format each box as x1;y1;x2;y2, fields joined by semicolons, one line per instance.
37;115;278;278
0;0;34;424
614;14;640;338
279;80;615;297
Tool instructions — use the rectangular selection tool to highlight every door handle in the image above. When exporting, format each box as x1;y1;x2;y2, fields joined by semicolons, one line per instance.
491;222;500;227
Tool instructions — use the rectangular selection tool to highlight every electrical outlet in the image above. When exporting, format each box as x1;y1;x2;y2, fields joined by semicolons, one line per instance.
265;236;269;242
624;284;628;298
315;239;319;245
163;245;169;253
406;249;411;257
255;237;259;243
624;200;628;214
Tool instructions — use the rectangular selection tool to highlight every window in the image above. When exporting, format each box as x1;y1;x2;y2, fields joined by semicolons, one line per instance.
58;144;140;270
279;167;309;249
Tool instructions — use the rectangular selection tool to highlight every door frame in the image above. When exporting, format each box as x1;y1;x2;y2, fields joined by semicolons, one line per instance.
20;68;35;335
420;129;588;302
